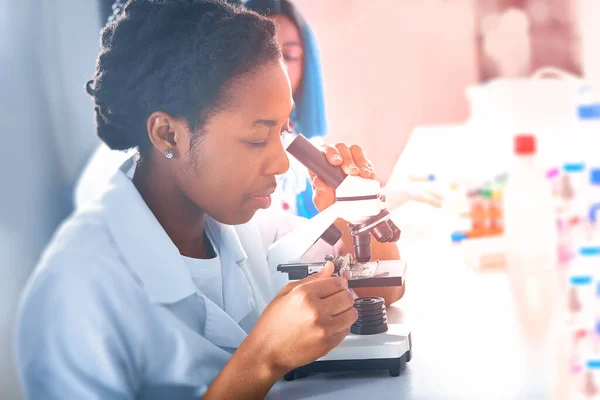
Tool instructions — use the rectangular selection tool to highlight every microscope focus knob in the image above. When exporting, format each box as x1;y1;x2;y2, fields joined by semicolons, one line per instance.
372;221;394;243
351;297;388;335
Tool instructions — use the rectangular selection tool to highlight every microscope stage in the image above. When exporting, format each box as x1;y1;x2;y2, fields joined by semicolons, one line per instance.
277;259;407;288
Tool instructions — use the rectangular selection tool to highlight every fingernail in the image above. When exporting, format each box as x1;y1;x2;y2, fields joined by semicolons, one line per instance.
361;167;370;174
332;155;342;162
349;164;359;173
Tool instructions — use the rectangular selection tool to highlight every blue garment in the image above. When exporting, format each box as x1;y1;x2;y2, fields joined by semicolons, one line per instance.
296;183;319;219
292;24;327;219
290;23;327;142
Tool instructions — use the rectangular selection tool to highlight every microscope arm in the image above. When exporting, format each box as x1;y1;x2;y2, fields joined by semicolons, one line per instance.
267;201;341;273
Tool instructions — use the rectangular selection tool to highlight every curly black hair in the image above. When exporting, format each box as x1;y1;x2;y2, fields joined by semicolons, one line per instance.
86;0;281;156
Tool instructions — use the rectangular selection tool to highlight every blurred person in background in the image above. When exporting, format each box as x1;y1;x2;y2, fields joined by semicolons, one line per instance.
14;1;403;398
245;0;328;219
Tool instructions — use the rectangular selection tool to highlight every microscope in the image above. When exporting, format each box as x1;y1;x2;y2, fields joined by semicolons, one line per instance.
267;133;412;381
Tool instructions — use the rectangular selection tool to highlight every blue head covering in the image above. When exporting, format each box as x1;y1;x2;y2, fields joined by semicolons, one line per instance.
291;23;327;139
244;0;327;139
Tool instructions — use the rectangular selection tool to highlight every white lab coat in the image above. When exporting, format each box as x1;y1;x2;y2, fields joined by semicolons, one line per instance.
15;153;339;399
72;143;339;265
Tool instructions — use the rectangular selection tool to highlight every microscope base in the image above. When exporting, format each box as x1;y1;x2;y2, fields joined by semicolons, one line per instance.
283;324;411;381
283;352;411;381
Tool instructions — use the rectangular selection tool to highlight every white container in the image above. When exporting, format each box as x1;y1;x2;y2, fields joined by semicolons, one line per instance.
503;134;558;275
466;68;583;172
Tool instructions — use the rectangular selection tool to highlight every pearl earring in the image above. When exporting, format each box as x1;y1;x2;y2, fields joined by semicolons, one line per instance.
164;149;174;159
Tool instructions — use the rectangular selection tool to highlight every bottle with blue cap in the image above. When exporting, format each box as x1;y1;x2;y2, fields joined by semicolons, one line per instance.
589;168;600;243
575;357;600;400
557;247;600;399
562;162;588;206
583;313;600;398
577;248;600;398
557;260;594;400
451;231;467;244
557;163;589;267
566;247;599;323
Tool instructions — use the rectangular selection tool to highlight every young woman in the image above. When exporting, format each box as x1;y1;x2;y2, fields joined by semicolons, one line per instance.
15;1;403;399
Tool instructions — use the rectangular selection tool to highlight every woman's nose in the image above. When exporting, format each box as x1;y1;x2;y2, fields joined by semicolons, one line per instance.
266;139;291;176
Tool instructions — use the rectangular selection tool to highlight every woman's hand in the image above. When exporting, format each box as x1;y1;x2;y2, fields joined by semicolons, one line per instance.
204;262;357;399
247;261;357;375
306;142;406;306
310;143;375;212
384;181;444;210
309;142;443;212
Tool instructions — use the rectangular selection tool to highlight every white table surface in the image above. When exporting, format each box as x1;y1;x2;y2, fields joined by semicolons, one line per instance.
267;125;568;399
268;204;562;399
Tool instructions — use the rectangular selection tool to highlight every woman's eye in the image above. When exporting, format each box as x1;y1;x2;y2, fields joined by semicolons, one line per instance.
249;139;268;148
283;55;300;62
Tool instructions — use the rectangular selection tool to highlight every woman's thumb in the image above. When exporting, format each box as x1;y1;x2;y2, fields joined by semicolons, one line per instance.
278;261;336;296
303;261;335;283
316;261;335;277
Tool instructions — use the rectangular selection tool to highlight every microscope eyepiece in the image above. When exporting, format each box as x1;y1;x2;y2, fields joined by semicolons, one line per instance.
285;133;346;190
320;224;343;246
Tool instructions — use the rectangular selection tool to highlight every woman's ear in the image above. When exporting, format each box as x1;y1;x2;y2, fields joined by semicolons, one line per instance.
146;111;192;158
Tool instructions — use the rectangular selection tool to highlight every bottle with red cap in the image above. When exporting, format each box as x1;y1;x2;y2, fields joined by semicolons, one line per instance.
503;134;558;276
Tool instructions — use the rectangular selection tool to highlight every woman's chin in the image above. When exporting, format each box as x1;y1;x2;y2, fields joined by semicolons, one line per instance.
210;208;259;226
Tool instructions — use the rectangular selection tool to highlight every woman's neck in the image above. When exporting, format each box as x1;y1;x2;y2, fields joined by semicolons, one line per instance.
132;158;212;259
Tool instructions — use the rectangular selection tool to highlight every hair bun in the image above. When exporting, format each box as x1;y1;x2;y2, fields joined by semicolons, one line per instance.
85;0;280;158
85;80;96;96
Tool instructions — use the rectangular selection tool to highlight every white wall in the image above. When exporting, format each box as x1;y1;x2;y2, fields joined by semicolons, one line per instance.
0;0;101;398
293;0;480;183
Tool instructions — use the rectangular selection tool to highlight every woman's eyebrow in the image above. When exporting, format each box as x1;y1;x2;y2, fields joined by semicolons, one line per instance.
253;119;277;128
252;103;296;128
